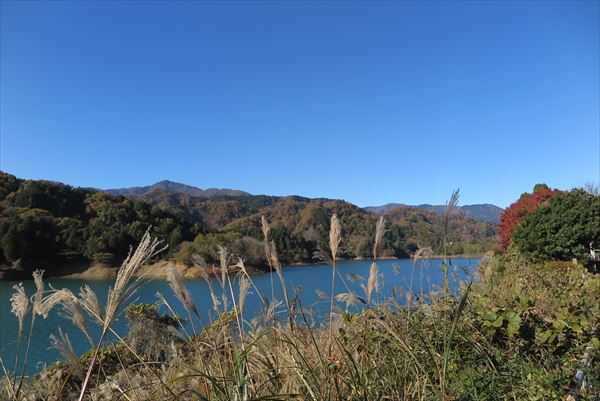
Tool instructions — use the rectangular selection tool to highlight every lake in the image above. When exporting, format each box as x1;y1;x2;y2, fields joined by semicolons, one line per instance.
0;257;478;375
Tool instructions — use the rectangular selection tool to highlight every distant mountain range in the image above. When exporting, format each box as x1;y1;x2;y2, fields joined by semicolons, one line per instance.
0;172;500;277
107;180;504;224
365;203;504;224
105;180;250;198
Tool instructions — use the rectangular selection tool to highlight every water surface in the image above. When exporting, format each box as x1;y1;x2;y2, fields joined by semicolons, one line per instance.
0;258;477;375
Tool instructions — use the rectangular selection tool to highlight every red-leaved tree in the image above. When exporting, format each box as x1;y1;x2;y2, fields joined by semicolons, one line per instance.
499;184;561;250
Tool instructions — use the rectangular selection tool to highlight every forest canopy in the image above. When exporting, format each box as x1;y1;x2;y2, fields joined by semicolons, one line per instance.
0;172;499;275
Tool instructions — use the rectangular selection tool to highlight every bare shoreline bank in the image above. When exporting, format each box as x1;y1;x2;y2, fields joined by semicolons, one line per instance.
0;254;484;282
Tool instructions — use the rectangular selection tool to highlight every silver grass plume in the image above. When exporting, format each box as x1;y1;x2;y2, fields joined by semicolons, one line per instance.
261;215;275;301
37;288;76;319
373;216;385;259
346;273;365;283
329;214;341;261
218;245;229;289
367;262;380;304
32;270;45;316
10;283;29;340
79;285;104;325
61;297;93;345
49;328;83;378
314;289;328;300
269;241;283;277
76;231;166;401
261;215;271;262
194;254;221;312
166;264;199;319
103;230;165;331
444;189;460;231
335;292;366;309
269;240;290;310
234;257;264;305
442;190;460;291
261;216;270;243
413;246;433;262
238;274;251;314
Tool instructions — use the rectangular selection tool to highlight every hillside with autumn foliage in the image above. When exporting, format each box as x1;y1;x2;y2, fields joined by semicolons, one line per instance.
0;171;498;278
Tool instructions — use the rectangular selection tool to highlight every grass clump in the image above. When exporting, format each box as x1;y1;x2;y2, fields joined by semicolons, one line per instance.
1;223;599;401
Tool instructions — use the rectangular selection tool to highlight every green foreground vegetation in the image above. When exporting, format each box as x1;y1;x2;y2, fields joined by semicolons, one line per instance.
2;183;599;400
2;242;599;400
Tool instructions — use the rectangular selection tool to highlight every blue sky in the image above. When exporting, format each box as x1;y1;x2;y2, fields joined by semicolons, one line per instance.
1;1;598;208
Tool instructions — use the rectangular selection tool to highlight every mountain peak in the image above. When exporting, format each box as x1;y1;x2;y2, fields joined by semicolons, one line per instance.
105;180;250;198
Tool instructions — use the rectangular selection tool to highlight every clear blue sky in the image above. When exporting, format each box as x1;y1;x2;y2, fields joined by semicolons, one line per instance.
1;1;598;208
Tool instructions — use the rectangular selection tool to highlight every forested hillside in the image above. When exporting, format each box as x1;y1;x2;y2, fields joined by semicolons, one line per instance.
0;172;499;277
0;173;200;276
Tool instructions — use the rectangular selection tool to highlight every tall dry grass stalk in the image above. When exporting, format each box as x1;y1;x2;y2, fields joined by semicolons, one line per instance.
49;328;83;378
194;254;221;313
235;257;265;308
13;269;49;400
328;214;341;346
217;245;230;312
269;240;292;328
442;189;460;293
261;215;275;301
79;285;104;325
61;297;93;346
9;283;28;345
77;230;166;401
238;274;250;317
367;262;380;304
9;283;28;398
166;264;200;334
374;216;385;260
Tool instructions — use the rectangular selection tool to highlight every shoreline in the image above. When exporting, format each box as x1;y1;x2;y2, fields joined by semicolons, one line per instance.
0;254;484;282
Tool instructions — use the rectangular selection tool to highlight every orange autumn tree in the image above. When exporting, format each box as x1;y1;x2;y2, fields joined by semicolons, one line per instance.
499;184;561;250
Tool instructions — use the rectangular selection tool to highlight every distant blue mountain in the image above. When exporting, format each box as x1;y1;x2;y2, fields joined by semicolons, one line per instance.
365;203;504;224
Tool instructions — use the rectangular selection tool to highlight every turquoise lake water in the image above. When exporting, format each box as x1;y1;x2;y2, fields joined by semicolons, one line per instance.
0;258;478;375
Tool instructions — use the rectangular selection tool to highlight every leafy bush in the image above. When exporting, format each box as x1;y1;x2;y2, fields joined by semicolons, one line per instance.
498;184;561;250
511;189;600;261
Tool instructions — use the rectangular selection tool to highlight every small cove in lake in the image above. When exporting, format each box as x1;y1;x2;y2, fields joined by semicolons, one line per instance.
0;257;478;375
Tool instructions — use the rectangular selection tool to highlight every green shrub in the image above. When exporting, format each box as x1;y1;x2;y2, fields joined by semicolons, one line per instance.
511;189;600;261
